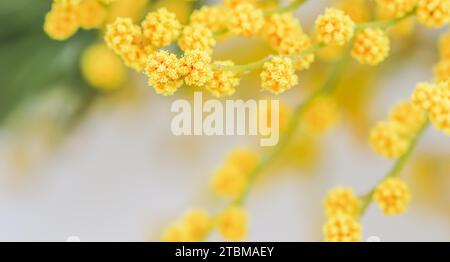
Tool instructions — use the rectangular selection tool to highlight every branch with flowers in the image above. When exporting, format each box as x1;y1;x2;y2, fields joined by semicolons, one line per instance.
41;0;450;242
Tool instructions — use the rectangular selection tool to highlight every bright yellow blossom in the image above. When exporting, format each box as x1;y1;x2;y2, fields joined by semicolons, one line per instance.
411;82;444;112
104;17;141;54
211;164;247;199
315;8;355;46
78;0;107;29
228;3;264;37
434;60;450;82
374;177;411;215
323;213;362;242
206;61;240;98
278;34;315;71
217;206;248;241
389;101;427;136
145;50;183;96
416;0;450;28
44;0;80;41
161;222;194;242
324;187;361;218
141;8;182;48
260;56;298;95
351;28;390;66
439;32;450;60
178;24;216;53
262;13;303;49
81;43;126;91
376;0;417;18
369;121;409;159
190;6;228;32
183;209;212;241
179;50;213;87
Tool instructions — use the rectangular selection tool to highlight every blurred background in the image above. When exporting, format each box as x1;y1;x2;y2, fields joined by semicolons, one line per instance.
0;0;449;241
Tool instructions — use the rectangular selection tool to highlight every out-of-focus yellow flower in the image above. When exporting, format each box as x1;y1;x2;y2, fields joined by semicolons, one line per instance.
336;0;370;23
78;0;107;29
211;164;247;199
224;148;259;175
206;61;240;97
439;32;450;60
224;0;257;9
178;24;216;53
145;50;183;96
161;222;194;242
183;209;212;241
44;0;80;41
434;60;450;82
217;206;248;241
190;6;228;32
376;0;417;18
179;50;213;87
352;28;390;66
278;34;315;71
303;96;340;135
106;0;148;23
141;8;182;48
228;3;264;37
315;8;355;46
81;43;126;91
260;56;298;94
369;121;409;159
416;0;450;28
324;187;361;218
262;13;303;50
388;101;427;137
323;213;362;242
374;177;411;215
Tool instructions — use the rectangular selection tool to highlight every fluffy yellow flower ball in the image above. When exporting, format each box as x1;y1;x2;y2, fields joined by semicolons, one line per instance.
179;50;213;87
389;101;427;136
178;25;216;54
81;43;126;91
374;177;411;215
104;17;141;54
416;0;450;27
206;61;240;98
429;97;450;135
411;82;444;112
369;121;409;159
434;60;450;82
315;8;355;46
217;206;248;241
260;56;298;95
190;6;228;32
44;0;80;41
211;164;247;199
224;148;259;175
303;96;340;135
262;13;303;49
324;187;361;218
141;8;182;48
376;0;417;18
278;34;315;71
352;28;390;66
228;3;264;37
323;213;362;242
439;32;450;60
78;0;107;29
145;50;183;96
417;82;449;135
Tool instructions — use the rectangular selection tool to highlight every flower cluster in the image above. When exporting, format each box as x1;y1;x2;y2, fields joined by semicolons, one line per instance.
352;28;390;66
260;56;298;94
416;0;450;27
44;0;109;41
324;187;361;218
369;100;426;159
315;8;355;46
412;82;450;135
161;209;212;242
373;177;411;215
376;0;417;18
323;213;362;242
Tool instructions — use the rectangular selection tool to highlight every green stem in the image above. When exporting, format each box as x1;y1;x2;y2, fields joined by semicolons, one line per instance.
264;0;308;15
356;9;416;30
235;50;351;205
359;121;429;216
